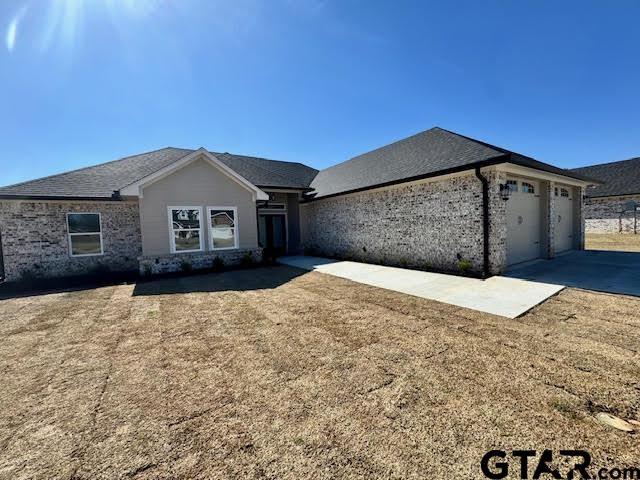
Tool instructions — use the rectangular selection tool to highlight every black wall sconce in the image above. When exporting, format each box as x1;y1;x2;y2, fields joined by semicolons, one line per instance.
499;183;511;201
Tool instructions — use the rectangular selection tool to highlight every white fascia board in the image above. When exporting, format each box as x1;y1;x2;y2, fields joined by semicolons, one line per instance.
496;163;595;187
120;148;269;200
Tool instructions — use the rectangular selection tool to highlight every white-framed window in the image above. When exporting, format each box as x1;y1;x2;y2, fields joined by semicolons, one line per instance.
554;187;559;196
207;207;238;250
67;213;103;257
521;182;535;194
168;206;203;253
560;188;570;198
506;180;518;192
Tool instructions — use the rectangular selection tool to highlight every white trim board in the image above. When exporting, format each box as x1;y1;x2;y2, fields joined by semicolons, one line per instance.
496;163;594;188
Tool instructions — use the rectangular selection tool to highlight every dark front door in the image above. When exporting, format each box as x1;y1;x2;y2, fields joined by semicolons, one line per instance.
259;214;287;258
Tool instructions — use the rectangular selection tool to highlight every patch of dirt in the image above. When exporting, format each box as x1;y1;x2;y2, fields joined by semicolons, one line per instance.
0;266;639;479
586;233;640;252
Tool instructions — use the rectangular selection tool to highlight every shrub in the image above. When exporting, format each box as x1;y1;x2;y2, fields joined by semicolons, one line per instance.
180;260;193;273
89;263;111;276
19;269;40;283
212;256;225;272
240;251;254;268
399;257;408;268
457;258;472;274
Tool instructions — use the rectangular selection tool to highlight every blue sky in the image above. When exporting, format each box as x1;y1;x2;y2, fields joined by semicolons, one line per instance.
1;0;639;186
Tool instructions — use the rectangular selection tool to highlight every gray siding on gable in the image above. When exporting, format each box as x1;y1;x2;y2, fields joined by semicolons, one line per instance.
139;158;259;256
0;200;141;282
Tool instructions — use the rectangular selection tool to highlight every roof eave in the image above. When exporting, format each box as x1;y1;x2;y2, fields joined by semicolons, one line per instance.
497;159;598;187
0;194;122;201
585;191;640;199
303;155;510;202
257;185;315;192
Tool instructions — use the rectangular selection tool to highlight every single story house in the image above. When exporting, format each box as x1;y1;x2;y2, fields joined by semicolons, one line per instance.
0;127;594;282
571;157;640;234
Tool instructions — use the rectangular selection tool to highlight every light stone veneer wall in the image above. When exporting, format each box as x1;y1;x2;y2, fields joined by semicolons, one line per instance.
0;200;141;282
138;248;262;275
301;171;508;275
583;195;640;233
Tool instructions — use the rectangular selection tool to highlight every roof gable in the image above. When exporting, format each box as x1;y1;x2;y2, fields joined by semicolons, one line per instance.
120;148;268;201
308;127;590;199
0;147;317;200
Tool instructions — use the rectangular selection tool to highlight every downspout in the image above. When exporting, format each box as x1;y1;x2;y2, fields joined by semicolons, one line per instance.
474;167;490;278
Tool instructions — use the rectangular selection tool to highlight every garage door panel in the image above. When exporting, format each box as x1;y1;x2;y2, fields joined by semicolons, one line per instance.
507;178;542;266
555;185;574;253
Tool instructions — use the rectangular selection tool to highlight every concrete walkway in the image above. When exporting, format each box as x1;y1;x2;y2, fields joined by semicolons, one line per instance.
278;256;564;318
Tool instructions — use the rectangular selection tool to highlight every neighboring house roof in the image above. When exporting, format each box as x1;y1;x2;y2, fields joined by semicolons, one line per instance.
308;127;592;199
570;157;640;198
0;147;319;200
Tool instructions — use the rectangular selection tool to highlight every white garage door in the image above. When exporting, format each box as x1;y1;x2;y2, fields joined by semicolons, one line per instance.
506;178;542;266
554;185;574;253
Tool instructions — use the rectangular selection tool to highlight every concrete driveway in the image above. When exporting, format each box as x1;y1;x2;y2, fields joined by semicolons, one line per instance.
506;250;640;297
279;256;563;318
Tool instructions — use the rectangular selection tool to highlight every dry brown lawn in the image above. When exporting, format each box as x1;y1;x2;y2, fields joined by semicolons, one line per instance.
0;266;639;479
586;233;640;252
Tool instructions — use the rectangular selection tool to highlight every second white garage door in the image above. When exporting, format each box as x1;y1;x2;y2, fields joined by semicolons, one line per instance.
554;185;574;253
506;178;542;266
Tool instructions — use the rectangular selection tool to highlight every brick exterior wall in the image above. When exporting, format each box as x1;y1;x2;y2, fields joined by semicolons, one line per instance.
583;195;640;233
545;181;557;258
300;172;508;275
487;171;507;273
577;187;587;248
0;200;141;282
138;248;263;275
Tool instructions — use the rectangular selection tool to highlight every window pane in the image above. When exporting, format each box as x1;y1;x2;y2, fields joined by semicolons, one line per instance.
174;230;200;251
171;209;200;229
210;210;234;228
68;213;100;233
70;234;102;255
212;228;235;249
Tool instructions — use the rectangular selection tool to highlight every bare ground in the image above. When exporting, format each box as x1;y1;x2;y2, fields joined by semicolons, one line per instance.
0;266;639;479
586;233;640;252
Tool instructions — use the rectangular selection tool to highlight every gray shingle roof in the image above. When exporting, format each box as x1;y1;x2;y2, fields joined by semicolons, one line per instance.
570;157;640;198
0;127;593;201
308;127;591;199
0;148;319;199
